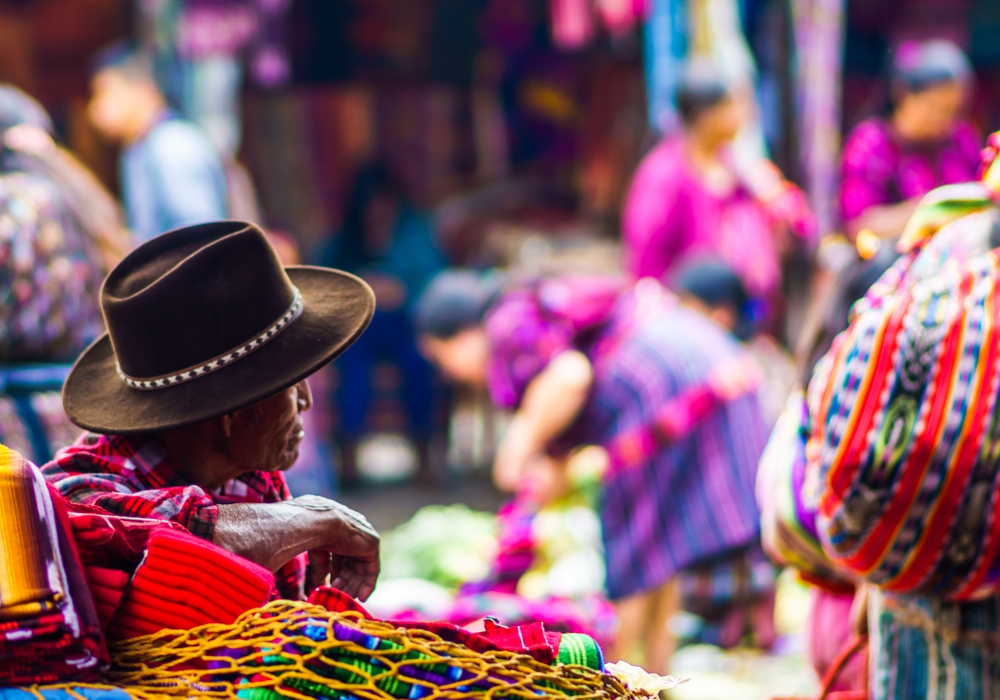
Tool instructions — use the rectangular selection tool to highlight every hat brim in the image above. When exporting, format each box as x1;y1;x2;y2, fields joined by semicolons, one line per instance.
62;267;375;434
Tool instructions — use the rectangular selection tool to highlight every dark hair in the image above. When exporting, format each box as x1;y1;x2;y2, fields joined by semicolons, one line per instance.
329;162;405;271
676;66;731;126
892;39;971;98
416;270;506;339
674;260;755;340
91;41;157;84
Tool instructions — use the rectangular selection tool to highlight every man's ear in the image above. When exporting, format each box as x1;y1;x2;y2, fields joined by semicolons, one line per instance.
219;413;234;439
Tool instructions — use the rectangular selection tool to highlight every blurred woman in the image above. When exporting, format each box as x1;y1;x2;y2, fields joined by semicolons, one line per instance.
0;84;131;462
315;163;447;486
417;271;769;672
840;39;978;240
622;66;813;301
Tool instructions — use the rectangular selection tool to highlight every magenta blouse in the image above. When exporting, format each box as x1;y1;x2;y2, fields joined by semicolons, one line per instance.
621;138;784;297
839;118;981;224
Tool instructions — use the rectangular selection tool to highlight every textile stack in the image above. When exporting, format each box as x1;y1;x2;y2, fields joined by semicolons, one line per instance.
99;595;646;700
0;445;105;684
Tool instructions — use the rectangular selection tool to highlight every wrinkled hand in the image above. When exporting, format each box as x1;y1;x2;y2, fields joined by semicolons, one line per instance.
213;496;380;602
707;354;764;402
297;496;380;601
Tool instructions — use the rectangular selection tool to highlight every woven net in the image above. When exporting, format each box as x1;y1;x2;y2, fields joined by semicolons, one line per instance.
31;601;644;700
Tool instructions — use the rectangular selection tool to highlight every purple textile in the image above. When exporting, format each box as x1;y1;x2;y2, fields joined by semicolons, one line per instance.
839;118;981;224
621;138;782;296
485;276;627;410
486;281;768;599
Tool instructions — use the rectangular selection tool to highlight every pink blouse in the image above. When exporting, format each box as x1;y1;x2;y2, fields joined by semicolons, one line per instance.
622;138;787;297
839;118;981;224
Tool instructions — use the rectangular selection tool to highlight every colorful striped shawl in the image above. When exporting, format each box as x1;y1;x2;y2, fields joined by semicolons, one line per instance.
812;242;1000;600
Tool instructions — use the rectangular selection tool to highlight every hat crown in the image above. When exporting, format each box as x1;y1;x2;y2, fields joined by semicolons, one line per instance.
102;222;297;380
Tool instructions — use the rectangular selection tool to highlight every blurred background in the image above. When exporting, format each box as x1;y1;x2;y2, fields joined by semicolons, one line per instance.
2;0;1000;696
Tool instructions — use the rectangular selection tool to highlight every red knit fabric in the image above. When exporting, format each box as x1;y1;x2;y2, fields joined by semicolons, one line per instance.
109;528;273;641
480;618;560;664
83;567;129;632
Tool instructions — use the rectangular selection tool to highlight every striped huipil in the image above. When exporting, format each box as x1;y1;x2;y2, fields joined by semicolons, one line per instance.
486;279;769;600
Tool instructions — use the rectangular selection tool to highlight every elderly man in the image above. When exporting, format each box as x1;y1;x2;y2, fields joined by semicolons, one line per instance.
43;221;379;601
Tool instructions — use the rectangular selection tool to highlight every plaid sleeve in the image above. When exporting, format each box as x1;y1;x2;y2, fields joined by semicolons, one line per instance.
274;553;307;601
44;472;220;540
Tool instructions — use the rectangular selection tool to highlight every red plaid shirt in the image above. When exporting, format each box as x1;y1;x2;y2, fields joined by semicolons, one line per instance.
41;432;305;600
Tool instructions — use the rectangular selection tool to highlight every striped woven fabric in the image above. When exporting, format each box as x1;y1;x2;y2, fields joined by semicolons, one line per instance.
108;528;274;641
0;444;105;683
812;236;1000;600
0;443;66;619
869;588;1000;699
556;633;604;670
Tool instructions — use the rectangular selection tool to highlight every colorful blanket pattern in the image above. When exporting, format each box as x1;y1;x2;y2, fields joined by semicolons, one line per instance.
233;612;603;700
815;247;1000;599
809;176;1000;602
0;444;105;684
869;588;1000;699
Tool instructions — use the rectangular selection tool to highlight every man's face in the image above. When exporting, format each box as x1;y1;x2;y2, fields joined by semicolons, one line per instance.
88;70;144;142
225;380;313;472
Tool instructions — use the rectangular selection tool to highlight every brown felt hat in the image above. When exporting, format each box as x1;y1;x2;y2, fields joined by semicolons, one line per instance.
63;221;375;434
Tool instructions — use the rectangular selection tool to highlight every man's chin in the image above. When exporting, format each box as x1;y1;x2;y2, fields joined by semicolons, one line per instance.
276;447;301;472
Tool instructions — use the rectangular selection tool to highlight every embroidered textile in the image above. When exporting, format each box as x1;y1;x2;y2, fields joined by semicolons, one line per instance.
0;172;103;363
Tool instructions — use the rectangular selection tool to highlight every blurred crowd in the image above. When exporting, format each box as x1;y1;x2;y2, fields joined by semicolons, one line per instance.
2;5;1000;696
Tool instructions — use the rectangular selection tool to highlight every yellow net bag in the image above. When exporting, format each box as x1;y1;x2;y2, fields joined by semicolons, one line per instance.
32;601;644;700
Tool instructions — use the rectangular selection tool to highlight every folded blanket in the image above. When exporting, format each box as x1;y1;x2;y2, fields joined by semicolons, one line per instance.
0;444;106;684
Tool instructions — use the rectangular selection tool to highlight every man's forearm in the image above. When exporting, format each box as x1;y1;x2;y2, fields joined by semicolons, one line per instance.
213;500;329;572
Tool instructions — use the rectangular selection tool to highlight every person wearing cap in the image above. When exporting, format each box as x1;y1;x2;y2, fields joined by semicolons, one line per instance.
42;221;380;602
416;270;768;672
840;39;979;242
